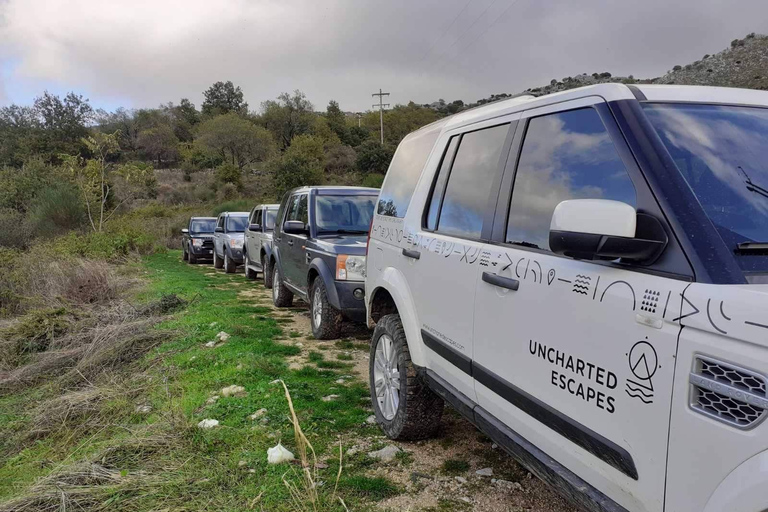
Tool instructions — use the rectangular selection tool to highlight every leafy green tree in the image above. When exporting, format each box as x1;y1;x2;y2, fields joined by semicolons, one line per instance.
0;105;41;166
325;144;356;174
0;158;53;212
273;134;324;195
195;113;275;169
34;91;93;158
137;124;179;166
345;125;370;147
325;100;348;141
355;140;394;174
259;90;315;149
361;102;441;146
202;81;249;116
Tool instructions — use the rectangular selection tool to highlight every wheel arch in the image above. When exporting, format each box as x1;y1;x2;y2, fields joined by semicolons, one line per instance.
367;267;426;367
308;258;341;309
703;449;768;512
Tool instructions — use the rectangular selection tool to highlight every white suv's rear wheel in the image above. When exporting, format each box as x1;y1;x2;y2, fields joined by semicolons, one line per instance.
369;314;444;440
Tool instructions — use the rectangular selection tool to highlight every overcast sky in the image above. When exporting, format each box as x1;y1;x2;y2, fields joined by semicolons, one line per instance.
0;0;765;113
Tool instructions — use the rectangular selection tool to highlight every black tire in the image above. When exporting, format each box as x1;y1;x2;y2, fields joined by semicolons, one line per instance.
271;264;293;307
182;246;189;261
262;254;273;288
224;251;237;274
244;252;258;280
310;279;342;340
213;249;224;269
188;245;198;264
369;314;444;440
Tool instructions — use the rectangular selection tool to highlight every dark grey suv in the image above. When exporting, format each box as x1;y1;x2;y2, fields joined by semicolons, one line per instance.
269;186;379;339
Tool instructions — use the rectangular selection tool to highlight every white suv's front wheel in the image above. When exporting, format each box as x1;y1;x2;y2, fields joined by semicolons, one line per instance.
369;314;444;440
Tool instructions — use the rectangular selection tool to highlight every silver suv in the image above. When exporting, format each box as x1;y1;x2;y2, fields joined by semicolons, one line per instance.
213;211;248;273
243;203;279;283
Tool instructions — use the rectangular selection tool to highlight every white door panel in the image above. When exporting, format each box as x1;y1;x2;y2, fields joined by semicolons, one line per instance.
473;245;685;512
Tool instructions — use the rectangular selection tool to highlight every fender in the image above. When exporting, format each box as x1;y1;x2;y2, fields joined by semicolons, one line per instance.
368;266;426;367
260;240;274;264
703;449;768;512
308;257;341;310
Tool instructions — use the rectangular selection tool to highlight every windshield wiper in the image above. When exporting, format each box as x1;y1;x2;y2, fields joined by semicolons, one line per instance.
737;242;768;253
738;166;768;199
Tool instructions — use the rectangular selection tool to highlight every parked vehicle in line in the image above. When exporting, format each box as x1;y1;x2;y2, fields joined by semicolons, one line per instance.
270;186;378;339
243;203;280;284
181;217;217;263
365;83;768;512
213;211;249;274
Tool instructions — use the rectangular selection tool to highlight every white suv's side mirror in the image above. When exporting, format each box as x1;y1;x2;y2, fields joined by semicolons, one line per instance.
549;199;667;262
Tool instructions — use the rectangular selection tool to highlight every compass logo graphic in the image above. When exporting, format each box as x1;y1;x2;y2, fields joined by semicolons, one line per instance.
625;340;658;404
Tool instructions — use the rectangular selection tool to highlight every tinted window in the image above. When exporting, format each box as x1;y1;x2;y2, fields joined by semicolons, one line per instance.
315;195;376;234
217;216;224;228
506;108;636;250
190;219;216;233
297;195;308;224
226;215;248;232
425;136;459;231
436;124;509;239
286;195;301;222
264;209;278;230
377;125;441;217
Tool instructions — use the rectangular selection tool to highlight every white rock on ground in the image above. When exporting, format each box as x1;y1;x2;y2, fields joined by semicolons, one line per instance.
204;341;217;348
220;385;246;397
197;419;219;429
322;394;339;402
476;467;494;477
206;395;220;404
368;445;402;463
267;443;295;464
335;379;345;384
135;405;152;414
455;476;467;484
209;322;218;328
366;415;377;425
216;331;230;342
249;408;268;420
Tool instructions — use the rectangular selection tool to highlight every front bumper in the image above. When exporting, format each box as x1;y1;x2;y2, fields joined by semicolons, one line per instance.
333;280;366;323
228;247;244;264
190;244;214;257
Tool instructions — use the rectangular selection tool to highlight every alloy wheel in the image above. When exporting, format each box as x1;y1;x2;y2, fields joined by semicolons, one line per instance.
373;334;400;420
312;287;323;328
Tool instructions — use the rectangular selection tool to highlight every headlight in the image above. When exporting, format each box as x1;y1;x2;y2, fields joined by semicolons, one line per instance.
192;239;203;247
336;255;366;281
229;238;243;249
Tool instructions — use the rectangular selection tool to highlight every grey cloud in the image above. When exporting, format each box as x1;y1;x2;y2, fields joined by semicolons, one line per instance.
0;0;765;111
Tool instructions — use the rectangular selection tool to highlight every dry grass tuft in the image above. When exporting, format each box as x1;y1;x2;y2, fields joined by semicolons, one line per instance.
0;318;169;395
27;259;134;308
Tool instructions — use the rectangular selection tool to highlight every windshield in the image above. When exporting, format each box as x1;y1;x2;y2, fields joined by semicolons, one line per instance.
226;215;248;233
644;103;768;274
190;219;216;234
264;209;277;230
315;195;376;234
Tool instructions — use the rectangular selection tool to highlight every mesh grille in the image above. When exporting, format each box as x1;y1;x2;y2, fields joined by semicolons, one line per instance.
691;357;767;429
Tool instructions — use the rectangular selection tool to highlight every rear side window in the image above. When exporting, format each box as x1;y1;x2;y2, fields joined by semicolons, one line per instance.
430;124;509;239
377;126;441;218
505;108;636;250
425;136;459;231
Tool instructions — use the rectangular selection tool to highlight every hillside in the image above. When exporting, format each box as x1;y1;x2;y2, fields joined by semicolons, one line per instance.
437;32;768;113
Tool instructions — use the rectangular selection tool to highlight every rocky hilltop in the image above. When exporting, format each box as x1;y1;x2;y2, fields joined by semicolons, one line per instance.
443;33;768;112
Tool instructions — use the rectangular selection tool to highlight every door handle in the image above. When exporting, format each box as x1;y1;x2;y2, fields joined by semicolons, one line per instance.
402;249;421;260
482;272;519;291
287;240;294;246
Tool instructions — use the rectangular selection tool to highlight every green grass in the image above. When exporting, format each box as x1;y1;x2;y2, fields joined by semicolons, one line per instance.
0;251;393;511
441;458;470;475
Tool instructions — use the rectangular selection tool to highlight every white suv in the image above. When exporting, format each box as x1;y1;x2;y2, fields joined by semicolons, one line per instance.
365;83;768;512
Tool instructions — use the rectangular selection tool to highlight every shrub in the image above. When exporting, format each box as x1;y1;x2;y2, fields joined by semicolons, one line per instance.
215;162;242;187
325;144;356;174
211;199;253;216
355;140;394;174
673;65;682;71
26;183;87;238
217;182;239;201
361;173;385;188
0;208;31;249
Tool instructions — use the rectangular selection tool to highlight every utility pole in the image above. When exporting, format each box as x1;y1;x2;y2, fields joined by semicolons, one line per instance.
357;113;362;128
372;88;390;144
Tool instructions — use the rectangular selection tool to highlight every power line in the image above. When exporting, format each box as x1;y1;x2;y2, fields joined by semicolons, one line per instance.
372;89;390;144
414;0;474;65
422;0;502;74
432;0;523;76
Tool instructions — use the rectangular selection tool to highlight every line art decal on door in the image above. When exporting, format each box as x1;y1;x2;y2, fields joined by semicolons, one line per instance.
600;280;637;311
625;339;658;405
